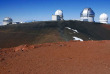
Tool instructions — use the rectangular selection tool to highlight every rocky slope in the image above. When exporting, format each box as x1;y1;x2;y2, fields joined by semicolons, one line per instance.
0;21;110;48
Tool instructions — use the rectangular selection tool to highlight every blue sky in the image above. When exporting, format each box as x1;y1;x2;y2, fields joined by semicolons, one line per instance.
0;0;110;24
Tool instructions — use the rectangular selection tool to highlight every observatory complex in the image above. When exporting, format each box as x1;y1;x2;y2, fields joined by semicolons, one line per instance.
99;13;108;24
80;8;95;22
1;8;109;25
52;10;64;21
3;17;13;25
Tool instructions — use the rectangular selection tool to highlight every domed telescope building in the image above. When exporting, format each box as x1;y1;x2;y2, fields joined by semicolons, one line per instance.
80;8;95;22
52;10;64;21
99;13;108;24
3;17;13;25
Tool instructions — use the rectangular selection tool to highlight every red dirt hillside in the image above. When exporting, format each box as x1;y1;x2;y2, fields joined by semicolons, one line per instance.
0;40;110;74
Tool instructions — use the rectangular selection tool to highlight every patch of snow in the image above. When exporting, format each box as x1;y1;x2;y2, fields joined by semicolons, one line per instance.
65;27;71;30
73;36;83;41
65;27;79;33
72;29;79;33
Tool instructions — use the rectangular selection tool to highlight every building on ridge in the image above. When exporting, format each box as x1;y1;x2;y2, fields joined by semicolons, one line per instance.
80;8;95;22
52;10;64;21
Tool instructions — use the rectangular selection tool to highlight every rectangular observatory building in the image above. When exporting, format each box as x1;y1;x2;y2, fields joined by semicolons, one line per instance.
52;15;61;21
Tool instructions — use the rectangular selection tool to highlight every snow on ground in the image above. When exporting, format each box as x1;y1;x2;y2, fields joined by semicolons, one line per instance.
72;29;79;33
65;27;71;30
73;36;83;41
65;27;79;33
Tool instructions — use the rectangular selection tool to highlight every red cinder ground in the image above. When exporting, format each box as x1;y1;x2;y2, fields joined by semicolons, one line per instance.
0;40;110;74
102;24;110;30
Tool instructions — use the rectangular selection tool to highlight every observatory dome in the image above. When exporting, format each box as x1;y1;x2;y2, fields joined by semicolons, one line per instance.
80;8;95;17
3;17;13;25
99;13;108;24
52;10;64;21
80;8;95;22
4;17;12;21
55;10;63;16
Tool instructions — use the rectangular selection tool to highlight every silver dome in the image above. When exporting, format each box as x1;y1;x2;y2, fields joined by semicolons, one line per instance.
55;10;63;16
3;17;13;25
80;8;95;17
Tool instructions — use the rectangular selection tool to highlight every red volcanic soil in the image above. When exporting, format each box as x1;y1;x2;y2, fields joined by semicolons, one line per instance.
0;40;110;74
102;24;110;30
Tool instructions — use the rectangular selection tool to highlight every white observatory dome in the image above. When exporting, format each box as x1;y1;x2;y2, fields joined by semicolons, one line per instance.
55;10;63;16
3;17;13;25
80;8;95;22
52;10;64;21
99;13;108;24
